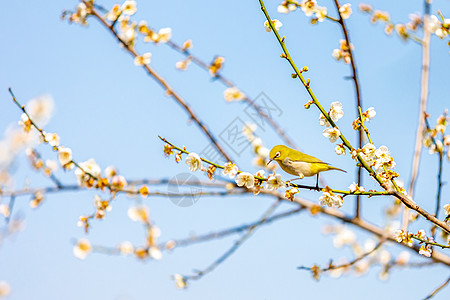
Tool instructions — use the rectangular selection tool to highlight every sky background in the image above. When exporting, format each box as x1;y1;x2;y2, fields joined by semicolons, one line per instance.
1;0;450;299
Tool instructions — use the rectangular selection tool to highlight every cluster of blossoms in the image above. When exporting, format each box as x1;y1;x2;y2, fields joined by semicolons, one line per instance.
319;101;343;144
358;3;448;44
62;2;91;26
25;148;57;179
0;96;56;187
277;1;328;23
277;1;352;21
428;14;450;40
394;229;435;257
423;111;450;160
351;107;376;132
75;204;163;261
320;225;407;280
319;186;343;208
332;40;354;64
356;143;399;183
242;123;275;170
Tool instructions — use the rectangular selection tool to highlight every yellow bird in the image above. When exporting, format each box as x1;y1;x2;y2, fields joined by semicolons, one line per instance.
267;145;346;188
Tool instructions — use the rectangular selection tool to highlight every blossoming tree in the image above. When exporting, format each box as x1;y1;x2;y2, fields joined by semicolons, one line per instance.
1;0;450;298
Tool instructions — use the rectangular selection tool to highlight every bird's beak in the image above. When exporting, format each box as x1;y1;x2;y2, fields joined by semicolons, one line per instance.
267;159;273;166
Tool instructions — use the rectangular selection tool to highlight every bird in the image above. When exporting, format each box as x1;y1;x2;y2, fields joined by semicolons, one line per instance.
267;145;346;189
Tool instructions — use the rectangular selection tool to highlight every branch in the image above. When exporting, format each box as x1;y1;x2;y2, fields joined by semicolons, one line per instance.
404;0;432;230
183;199;282;282
332;0;363;219
258;0;450;235
423;275;450;300
82;1;234;164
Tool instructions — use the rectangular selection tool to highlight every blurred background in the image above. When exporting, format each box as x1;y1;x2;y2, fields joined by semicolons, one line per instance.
0;0;449;299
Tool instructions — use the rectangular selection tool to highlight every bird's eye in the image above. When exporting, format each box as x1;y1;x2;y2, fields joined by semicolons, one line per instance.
275;152;280;158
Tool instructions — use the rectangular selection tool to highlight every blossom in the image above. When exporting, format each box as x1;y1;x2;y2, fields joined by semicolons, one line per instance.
175;58;191;71
365;107;376;120
394;229;413;246
105;4;121;21
75;158;101;186
375;145;391;163
42;132;59;147
128;205;149;223
300;0;317;17
121;0;137;16
30;191;45;208
118;241;134;255
329;101;344;122
222;162;239;179
134;52;152;66
339;4;352;19
182;39;193;50
332;49;342;61
349;182;365;193
73;238;92;259
235;172;255;188
0;281;11;297
277;2;297;14
314;6;327;22
104;166;117;178
58;146;73;167
361;143;376;162
185;152;203;172
0;204;10;218
173;274;187;289
335;144;346;155
149;246;163;260
111;175;127;189
224;87;246;102
264;19;283;32
27;95;54;126
419;245;432;257
266;173;285;190
285;187;299;201
156;27;172;43
444;203;450;216
319;187;343;208
333;227;355;248
395;251;410;265
319;113;331;127
322;127;341;143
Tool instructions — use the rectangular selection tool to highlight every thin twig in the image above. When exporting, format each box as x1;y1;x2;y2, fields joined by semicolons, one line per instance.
423;275;450;300
165;40;298;149
184;199;282;282
298;239;384;273
159;206;303;250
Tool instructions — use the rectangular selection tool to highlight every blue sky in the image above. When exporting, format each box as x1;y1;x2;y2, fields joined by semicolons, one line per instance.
1;0;450;299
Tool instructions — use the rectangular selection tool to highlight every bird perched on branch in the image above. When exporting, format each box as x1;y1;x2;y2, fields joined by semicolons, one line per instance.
267;145;346;189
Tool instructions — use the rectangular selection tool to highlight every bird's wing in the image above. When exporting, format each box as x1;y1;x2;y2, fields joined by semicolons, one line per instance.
290;151;329;164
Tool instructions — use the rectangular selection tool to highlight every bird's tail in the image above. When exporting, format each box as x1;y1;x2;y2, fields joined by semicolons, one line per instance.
329;166;346;173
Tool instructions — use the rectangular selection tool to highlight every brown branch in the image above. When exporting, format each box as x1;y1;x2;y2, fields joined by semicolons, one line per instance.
298;239;384;273
166;40;298;149
332;0;363;219
82;1;234;164
423;275;450;299
183;199;282;282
